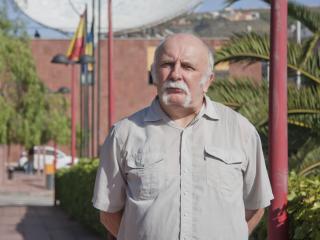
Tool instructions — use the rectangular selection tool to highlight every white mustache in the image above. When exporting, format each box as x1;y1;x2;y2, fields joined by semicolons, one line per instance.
161;81;190;94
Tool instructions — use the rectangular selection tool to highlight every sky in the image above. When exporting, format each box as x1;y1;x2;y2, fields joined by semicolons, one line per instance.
197;0;320;12
3;0;320;39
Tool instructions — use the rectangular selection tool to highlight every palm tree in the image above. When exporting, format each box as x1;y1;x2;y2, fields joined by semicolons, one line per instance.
208;80;320;176
215;32;320;84
209;0;320;176
220;1;320;84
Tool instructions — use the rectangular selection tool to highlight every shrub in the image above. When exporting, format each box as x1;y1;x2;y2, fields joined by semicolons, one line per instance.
55;159;107;237
288;172;320;239
56;161;320;239
251;173;320;239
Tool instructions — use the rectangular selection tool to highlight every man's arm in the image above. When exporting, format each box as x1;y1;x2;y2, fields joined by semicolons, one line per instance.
100;210;123;237
245;208;265;235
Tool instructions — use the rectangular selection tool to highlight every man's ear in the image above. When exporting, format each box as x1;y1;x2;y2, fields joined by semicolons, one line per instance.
203;72;215;93
150;64;158;85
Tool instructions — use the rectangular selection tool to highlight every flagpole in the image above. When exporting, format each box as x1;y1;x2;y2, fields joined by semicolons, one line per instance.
71;64;76;165
52;11;88;163
97;0;101;156
91;0;96;158
108;0;114;130
80;10;85;157
84;5;89;157
80;67;84;157
79;7;88;158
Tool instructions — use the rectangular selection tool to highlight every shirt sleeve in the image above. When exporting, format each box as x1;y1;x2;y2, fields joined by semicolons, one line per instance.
92;126;126;212
243;128;274;210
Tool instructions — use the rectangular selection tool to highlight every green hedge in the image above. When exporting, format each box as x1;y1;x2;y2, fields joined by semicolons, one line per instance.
56;161;320;239
251;173;320;240
288;172;320;239
55;159;107;237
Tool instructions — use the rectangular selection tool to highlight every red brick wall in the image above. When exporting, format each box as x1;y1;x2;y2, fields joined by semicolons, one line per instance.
230;62;262;83
204;38;262;82
30;39;160;155
3;38;262;166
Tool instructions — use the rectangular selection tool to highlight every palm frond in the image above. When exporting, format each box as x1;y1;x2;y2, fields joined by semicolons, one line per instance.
224;0;320;33
299;161;320;176
215;32;320;84
287;86;320;131
208;80;320;131
300;33;320;67
224;0;245;8
287;2;320;33
208;79;320;173
208;79;268;128
290;137;320;176
215;32;270;64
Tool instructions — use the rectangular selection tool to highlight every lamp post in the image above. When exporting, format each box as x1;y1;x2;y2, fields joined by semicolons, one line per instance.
51;54;94;164
79;54;95;158
108;0;114;130
51;54;76;165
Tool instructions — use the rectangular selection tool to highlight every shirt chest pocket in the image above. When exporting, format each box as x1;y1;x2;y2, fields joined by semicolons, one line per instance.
126;151;165;200
205;146;244;200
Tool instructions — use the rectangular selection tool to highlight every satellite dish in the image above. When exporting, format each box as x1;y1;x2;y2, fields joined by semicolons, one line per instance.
13;0;202;33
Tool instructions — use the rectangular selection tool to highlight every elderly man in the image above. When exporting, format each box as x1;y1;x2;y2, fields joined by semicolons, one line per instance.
92;33;273;240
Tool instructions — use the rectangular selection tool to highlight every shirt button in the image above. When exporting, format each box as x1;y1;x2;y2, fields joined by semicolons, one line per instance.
184;213;187;217
183;191;187;196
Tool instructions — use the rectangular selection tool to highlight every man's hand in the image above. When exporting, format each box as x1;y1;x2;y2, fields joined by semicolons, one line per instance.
100;210;123;237
245;208;265;235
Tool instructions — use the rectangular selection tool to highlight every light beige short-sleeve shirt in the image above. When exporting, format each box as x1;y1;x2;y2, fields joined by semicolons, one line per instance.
92;96;274;240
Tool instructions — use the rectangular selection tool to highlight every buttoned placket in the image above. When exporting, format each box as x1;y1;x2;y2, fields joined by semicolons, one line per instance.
156;101;205;240
179;126;193;240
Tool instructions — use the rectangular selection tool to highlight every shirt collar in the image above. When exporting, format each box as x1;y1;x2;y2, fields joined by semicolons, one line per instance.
144;97;165;122
203;95;220;120
144;95;220;122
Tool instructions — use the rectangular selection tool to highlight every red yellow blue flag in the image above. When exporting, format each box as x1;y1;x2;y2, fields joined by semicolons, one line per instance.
86;21;94;71
66;11;86;61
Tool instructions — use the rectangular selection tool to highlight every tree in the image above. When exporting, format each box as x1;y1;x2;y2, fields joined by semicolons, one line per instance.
41;91;71;146
207;80;320;176
0;95;12;144
0;34;45;149
210;1;320;176
224;0;320;69
217;0;320;84
0;5;70;152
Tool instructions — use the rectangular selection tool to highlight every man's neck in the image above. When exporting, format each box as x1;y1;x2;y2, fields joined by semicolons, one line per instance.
160;101;204;128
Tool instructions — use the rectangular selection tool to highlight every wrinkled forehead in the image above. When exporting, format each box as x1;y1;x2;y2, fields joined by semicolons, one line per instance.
154;35;209;64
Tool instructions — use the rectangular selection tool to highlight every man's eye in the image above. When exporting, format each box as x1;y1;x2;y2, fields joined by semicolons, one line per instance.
182;65;194;70
160;62;172;68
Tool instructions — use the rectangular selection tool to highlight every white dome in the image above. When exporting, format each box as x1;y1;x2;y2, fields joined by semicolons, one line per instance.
14;0;202;33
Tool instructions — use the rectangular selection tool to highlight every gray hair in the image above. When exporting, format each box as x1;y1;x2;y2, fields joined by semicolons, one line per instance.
151;34;214;85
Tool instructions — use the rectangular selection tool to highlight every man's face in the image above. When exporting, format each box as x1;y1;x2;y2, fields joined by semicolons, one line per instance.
153;35;213;109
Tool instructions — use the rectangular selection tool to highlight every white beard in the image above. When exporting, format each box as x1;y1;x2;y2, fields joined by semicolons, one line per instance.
160;81;192;107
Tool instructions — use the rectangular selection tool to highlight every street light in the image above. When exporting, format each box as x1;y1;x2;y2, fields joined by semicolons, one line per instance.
51;54;76;165
79;55;95;65
47;84;71;167
51;53;94;165
51;54;70;65
57;86;71;94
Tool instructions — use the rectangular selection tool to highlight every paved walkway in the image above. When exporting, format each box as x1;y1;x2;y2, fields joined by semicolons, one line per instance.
0;171;104;240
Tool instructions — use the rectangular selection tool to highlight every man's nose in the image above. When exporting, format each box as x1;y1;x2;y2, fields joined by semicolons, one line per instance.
170;63;182;81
